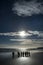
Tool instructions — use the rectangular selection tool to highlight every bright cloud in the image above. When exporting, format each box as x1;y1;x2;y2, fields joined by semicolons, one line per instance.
10;38;43;47
12;0;43;16
0;31;43;38
28;31;39;35
0;31;32;36
28;31;43;37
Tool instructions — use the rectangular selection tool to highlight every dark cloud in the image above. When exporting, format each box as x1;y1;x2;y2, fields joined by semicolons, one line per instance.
12;0;43;16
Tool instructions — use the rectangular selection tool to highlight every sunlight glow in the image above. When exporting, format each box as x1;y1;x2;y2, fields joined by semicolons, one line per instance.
17;57;30;62
19;48;26;51
19;31;26;37
19;57;28;61
17;57;31;63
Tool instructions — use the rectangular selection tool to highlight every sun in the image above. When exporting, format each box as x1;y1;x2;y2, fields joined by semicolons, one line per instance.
19;31;26;37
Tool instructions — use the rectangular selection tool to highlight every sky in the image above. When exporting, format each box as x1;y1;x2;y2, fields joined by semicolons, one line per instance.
0;0;43;48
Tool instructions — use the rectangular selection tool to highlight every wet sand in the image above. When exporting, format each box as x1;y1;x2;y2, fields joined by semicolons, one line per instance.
0;52;43;65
